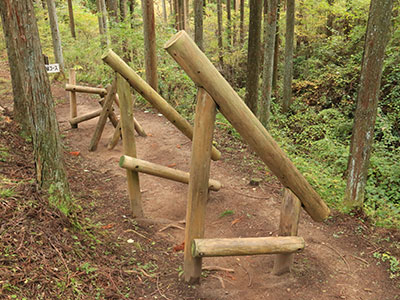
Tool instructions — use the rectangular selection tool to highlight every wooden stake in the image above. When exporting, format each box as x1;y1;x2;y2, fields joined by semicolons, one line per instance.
164;31;330;222
69;69;77;128
192;236;305;257
184;88;216;283
119;155;221;191
69;108;102;126
65;84;107;96
102;49;221;161
273;188;301;275
98;95;119;128
117;74;143;217
133;117;147;137
108;121;121;150
89;81;117;152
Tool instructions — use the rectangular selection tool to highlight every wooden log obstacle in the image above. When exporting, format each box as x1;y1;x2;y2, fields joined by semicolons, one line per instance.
101;31;330;284
66;69;147;152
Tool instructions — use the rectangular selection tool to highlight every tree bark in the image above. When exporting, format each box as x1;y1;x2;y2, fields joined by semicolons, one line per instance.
244;0;263;114
67;0;76;38
141;0;158;91
0;0;71;214
272;0;280;92
46;0;64;71
120;0;127;21
216;0;224;65
239;0;245;45
162;0;167;22
260;0;278;126
194;0;204;51
226;0;232;48
282;0;295;112
344;0;393;208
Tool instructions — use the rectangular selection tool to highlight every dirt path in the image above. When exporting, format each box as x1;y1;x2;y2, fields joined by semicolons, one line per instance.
49;81;400;300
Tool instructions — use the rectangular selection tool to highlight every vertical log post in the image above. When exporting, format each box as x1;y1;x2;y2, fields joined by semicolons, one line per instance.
89;80;117;151
117;74;143;217
108;121;122;150
273;188;301;275
69;68;77;128
184;88;217;283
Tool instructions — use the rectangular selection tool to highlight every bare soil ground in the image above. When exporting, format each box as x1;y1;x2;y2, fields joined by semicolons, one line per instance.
1;58;399;299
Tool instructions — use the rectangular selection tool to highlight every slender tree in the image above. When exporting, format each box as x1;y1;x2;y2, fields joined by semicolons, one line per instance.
239;0;245;44
120;0;128;21
67;0;76;38
0;0;71;213
282;0;295;112
162;0;167;23
46;0;64;71
272;0;280;92
260;0;278;126
344;0;393;208
194;0;204;50
216;0;224;65
226;0;232;48
245;0;263;114
141;0;158;91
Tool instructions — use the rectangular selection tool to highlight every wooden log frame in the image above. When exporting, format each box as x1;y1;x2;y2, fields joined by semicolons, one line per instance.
164;31;330;222
119;155;221;191
184;88;217;283
69;69;78;128
108;121;122;150
89;80;117;152
69;108;102;126
273;188;301;275
65;83;107;96
192;237;305;258
117;74;143;217
101;49;222;161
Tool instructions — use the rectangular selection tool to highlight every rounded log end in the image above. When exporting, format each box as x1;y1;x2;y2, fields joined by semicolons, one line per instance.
101;49;114;62
119;155;126;168
209;180;222;192
163;30;187;50
211;148;222;161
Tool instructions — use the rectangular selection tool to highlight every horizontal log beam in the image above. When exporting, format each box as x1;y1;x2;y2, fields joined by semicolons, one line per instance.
69;108;102;126
192;237;305;258
119;155;221;191
65;84;107;96
164;31;330;222
102;49;221;161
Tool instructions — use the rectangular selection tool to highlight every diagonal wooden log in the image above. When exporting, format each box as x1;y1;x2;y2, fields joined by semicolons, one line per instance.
101;49;221;161
89;80;117;151
69;108;102;126
164;31;330;222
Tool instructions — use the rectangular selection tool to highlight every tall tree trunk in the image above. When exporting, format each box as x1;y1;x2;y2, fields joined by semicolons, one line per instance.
194;0;204;50
162;0;167;23
67;0;76;38
326;0;334;37
0;0;71;214
226;0;232;48
272;0;280;92
108;0;119;23
184;0;190;32
97;0;110;46
244;0;263;114
141;0;158;91
344;0;393;208
282;0;295;112
216;0;224;65
46;0;64;71
239;0;245;44
120;0;127;21
260;0;278;126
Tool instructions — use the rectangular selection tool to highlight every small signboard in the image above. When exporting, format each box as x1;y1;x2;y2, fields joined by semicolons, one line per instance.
45;63;60;73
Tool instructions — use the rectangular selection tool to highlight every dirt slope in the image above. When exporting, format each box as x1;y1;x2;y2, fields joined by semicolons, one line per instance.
52;82;399;300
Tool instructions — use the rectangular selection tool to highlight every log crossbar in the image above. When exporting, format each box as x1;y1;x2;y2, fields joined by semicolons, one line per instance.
101;49;222;162
164;31;330;222
192;237;305;258
119;155;222;191
65;83;107;96
69;108;102;126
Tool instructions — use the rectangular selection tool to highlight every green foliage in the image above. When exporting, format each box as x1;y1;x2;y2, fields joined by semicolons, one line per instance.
373;251;400;279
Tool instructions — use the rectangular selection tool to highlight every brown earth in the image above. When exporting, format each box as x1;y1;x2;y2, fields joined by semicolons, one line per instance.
1;57;400;299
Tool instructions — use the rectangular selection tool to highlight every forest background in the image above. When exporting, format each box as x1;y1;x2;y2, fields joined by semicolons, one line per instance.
1;0;399;228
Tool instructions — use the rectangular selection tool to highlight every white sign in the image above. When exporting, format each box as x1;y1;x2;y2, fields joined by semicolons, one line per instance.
45;63;60;73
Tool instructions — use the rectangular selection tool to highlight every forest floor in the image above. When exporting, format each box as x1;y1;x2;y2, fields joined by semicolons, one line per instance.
1;59;400;299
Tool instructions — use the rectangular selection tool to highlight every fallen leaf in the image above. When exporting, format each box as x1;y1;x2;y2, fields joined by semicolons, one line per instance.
147;133;153;137
167;163;177;168
4;116;11;123
173;242;185;252
69;151;80;156
102;223;114;229
231;216;244;226
176;144;181;149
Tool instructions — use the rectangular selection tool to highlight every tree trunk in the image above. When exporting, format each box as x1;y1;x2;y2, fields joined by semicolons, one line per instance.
67;0;76;38
97;0;110;46
141;0;158;91
344;0;393;208
0;0;71;214
260;0;278;126
239;0;245;44
326;0;334;37
282;0;295;112
184;0;190;32
120;0;127;21
162;0;167;22
216;0;224;65
194;0;204;51
244;0;263;114
46;0;64;71
108;0;119;23
226;0;232;48
272;0;280;92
